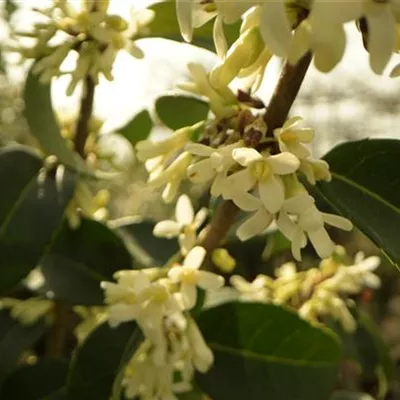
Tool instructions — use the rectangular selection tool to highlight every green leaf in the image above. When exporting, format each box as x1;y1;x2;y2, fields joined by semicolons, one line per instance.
67;321;143;400
41;219;132;305
117;110;153;146
0;359;68;399
24;68;88;174
0;146;76;293
155;95;209;130
330;391;375;400
196;302;341;400
115;219;179;267
0;309;46;384
138;1;240;52
316;139;400;268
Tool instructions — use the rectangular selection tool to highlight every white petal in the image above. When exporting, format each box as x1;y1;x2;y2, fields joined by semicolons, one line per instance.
236;208;273;241
322;213;353;231
185;142;213;156
187;159;215;183
181;282;197;310
288;19;311;66
276;211;297;240
296;128;315;143
193;207;208;229
283;194;314;214
232;191;261;212
308;228;335;259
184;246;206;269
313;24;346;73
168;266;184;283
232;147;263;166
210;171;227;197
176;194;194;225
258;175;285;213
213;15;228;58
260;1;292;57
310;0;362;26
268;152;300;175
366;3;396;74
223;169;255;198
198;271;225;290
153;220;181;238
187;319;214;372
176;0;194;42
285;142;311;159
179;231;197;255
108;304;139;327
291;227;306;261
356;256;381;272
214;0;253;23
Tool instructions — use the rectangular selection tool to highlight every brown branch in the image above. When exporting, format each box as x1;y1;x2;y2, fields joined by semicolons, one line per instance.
264;52;312;134
74;75;95;158
45;302;71;358
200;52;313;257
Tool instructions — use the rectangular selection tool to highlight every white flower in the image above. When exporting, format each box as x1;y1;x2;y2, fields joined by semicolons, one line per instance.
230;274;272;302
153;194;207;255
224;148;300;213
186;141;242;197
277;194;353;261
273;117;314;159
168;246;225;309
0;297;53;326
299;157;331;185
235;195;273;241
289;0;399;74
177;63;237;118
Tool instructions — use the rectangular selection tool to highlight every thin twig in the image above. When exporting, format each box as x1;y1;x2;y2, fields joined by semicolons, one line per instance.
74;75;95;158
45;303;71;358
200;52;313;257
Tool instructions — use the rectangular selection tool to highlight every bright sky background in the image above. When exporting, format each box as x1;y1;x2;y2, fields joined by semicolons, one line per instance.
6;0;400;154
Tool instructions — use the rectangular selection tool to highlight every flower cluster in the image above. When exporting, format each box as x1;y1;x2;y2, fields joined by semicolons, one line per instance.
101;246;224;399
137;106;352;260
176;0;400;75
10;0;154;94
231;246;381;332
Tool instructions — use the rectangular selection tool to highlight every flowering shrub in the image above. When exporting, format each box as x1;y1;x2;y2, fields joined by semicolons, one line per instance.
0;1;399;400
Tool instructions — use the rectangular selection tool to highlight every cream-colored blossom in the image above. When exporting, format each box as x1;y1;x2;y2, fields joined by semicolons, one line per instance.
277;194;353;261
274;116;314;159
289;0;400;74
230;274;273;302
0;297;53;326
224;148;300;213
186;141;243;197
153;194;207;255
168;246;225;309
177;63;237;118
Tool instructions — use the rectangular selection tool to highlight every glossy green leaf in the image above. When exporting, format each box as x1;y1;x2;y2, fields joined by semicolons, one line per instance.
67;321;142;400
0;309;46;384
24;68;88;173
41;219;132;305
196;302;341;400
0;359;68;399
0;146;76;293
115;219;179;267
330;391;375;400
118;110;153;146
138;1;240;52
317;139;400;268
155;95;209;130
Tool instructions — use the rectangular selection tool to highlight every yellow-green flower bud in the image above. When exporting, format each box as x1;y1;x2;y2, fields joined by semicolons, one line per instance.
212;248;236;273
